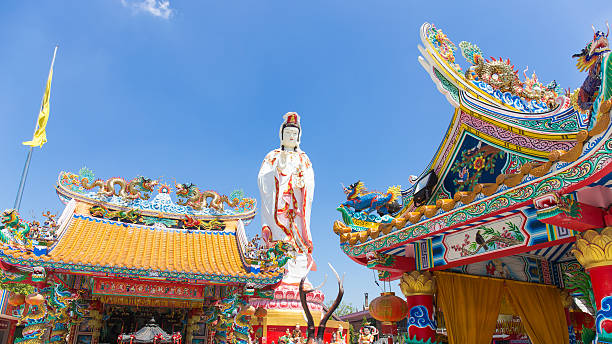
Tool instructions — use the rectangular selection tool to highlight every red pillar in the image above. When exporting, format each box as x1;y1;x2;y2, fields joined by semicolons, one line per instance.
573;228;612;343
405;294;436;342
400;271;436;343
587;265;612;341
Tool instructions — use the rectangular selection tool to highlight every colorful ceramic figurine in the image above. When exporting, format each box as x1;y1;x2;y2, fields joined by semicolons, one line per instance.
333;326;345;344
291;324;304;344
358;325;377;344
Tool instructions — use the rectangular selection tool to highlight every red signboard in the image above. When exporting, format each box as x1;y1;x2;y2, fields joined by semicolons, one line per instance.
93;278;208;300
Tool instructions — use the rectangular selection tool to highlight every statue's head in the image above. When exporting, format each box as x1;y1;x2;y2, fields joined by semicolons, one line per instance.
280;112;301;151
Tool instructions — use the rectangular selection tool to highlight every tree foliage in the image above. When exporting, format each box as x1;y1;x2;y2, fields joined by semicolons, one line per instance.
325;301;358;317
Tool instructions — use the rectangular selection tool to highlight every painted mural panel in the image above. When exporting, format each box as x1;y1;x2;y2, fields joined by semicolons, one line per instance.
447;255;546;283
442;213;529;262
423;206;576;270
434;132;535;201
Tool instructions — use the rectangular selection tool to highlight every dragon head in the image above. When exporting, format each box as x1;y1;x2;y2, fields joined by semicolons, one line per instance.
31;267;47;283
573;23;610;72
589;25;610;58
136;176;159;192
343;181;364;200
1;209;20;228
175;183;195;196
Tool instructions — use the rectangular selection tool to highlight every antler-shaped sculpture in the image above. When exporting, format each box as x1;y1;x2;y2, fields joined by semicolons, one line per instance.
299;263;344;344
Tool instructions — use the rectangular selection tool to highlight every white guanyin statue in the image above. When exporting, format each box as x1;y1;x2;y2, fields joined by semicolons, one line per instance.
258;112;315;281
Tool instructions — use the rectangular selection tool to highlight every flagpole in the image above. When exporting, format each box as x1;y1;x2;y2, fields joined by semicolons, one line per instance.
13;45;58;212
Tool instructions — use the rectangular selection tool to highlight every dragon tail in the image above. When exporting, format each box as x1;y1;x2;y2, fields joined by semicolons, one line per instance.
386;185;401;203
80;177;102;191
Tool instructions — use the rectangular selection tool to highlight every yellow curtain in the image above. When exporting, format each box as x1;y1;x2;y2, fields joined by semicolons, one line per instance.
506;280;569;344
436;271;505;344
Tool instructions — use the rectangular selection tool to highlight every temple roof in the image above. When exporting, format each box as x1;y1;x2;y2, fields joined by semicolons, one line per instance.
0;214;282;285
332;22;612;268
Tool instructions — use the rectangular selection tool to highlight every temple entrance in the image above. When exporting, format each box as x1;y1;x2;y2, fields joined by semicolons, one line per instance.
98;306;188;344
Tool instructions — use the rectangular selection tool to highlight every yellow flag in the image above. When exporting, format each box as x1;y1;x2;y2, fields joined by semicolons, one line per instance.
23;49;56;148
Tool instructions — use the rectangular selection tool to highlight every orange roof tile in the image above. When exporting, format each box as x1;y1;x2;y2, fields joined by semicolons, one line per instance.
0;215;281;285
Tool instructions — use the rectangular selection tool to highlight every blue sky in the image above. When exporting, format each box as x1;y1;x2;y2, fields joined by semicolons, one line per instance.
0;0;610;308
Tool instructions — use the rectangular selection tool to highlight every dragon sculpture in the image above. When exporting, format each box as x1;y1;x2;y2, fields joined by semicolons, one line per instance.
459;41;559;108
16;284;85;344
203;306;220;325
341;181;401;216
571;24;611;115
264;241;293;270
44;284;81;344
232;314;250;344
175;183;239;212
81;176;158;200
204;292;252;344
231;303;251;344
181;215;224;230
244;236;294;272
89;205;142;223
0;209;31;246
16;303;48;344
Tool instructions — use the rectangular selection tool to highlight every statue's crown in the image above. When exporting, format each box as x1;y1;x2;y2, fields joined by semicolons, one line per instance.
283;112;300;127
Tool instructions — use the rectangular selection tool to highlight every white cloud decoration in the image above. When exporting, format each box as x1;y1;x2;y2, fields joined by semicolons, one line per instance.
121;0;173;19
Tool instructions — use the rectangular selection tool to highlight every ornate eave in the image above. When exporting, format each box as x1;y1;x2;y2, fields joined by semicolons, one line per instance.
333;23;612;275
0;213;283;286
341;107;610;256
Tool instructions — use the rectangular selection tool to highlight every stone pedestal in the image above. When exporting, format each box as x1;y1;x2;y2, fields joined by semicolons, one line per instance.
572;227;612;343
400;271;436;343
249;256;348;344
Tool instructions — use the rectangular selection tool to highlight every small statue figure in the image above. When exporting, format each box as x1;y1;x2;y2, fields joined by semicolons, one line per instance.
333;325;345;344
358;325;377;344
279;329;292;344
292;324;304;344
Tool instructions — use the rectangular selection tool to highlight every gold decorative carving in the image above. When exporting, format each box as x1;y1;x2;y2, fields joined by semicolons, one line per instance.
333;221;351;235
400;271;435;296
559;289;573;309
572;227;612;269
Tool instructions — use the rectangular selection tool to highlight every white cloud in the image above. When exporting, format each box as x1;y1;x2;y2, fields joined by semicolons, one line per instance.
121;0;173;19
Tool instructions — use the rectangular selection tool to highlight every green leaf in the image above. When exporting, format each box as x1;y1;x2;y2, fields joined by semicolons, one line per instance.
0;282;34;295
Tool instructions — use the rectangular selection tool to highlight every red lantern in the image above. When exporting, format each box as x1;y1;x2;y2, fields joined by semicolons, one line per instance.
25;293;45;306
8;293;25;306
368;292;409;323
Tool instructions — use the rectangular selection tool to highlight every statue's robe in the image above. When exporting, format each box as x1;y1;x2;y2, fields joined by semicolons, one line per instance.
258;148;314;266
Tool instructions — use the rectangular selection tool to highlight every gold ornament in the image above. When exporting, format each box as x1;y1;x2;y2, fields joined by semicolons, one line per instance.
559;289;573;309
572;227;612;269
399;271;435;296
